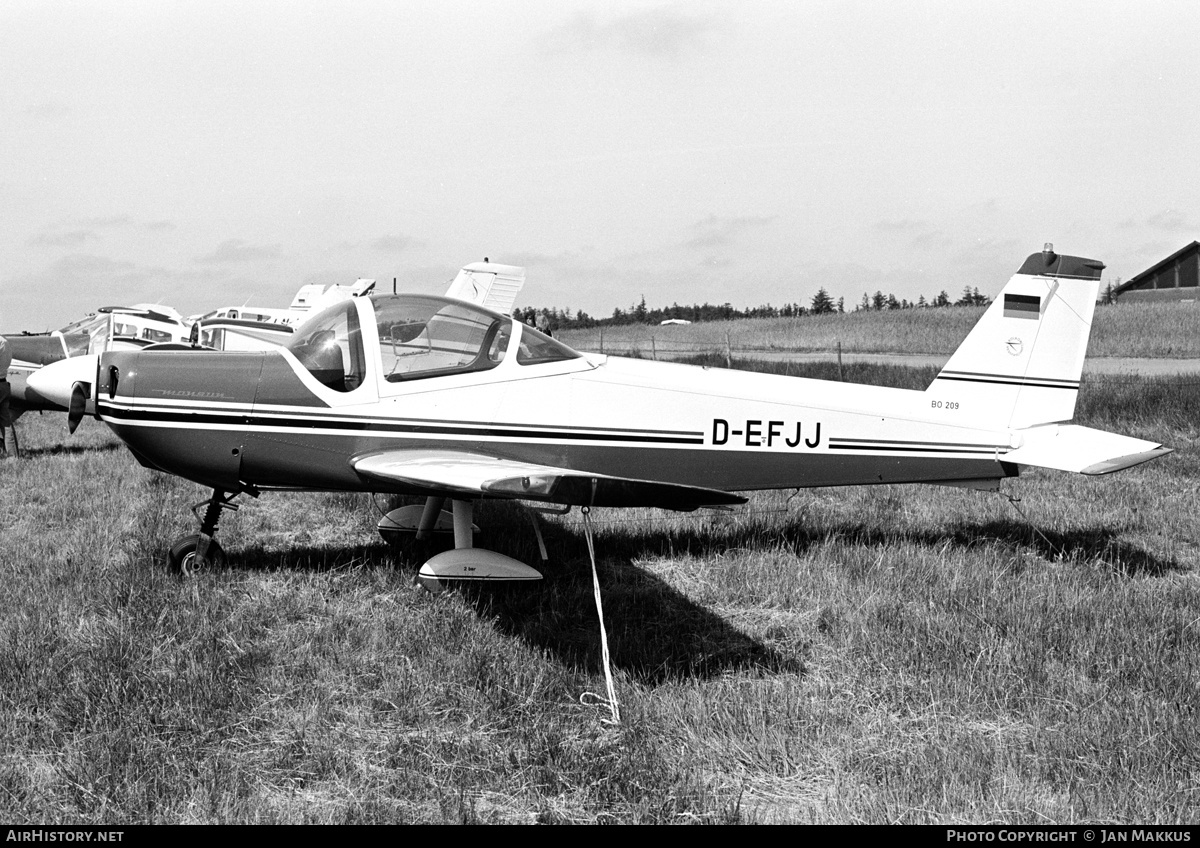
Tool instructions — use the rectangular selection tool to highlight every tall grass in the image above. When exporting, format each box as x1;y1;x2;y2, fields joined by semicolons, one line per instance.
560;307;985;356
559;301;1200;359
1089;301;1200;358
1;366;1197;823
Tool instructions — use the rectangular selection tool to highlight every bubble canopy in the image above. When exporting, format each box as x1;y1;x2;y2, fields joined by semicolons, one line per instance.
286;294;579;391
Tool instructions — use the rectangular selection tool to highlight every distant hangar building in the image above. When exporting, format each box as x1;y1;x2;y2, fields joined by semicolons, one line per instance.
1114;241;1199;303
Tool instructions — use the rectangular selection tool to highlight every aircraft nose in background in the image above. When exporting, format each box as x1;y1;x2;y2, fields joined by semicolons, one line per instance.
26;354;99;410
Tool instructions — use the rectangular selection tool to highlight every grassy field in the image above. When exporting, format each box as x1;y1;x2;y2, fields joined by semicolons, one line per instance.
558;301;1200;359
1;363;1198;824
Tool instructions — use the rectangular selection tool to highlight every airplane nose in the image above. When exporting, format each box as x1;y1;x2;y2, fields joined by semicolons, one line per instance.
26;354;99;410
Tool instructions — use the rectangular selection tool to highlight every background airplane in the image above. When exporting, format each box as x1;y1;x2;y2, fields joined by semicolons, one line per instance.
4;304;190;419
31;261;529;415
186;261;524;353
36;247;1170;585
187;278;378;352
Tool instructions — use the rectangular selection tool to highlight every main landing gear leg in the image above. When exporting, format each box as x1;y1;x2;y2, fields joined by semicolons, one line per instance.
168;489;239;576
416;496;447;541
377;496;455;544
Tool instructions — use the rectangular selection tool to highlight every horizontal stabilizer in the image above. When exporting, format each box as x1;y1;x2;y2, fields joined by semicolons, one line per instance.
1005;424;1172;476
352;449;746;509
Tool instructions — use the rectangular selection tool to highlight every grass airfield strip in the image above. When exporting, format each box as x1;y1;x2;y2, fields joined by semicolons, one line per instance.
560;300;1200;362
581;349;1200;376
0;361;1197;824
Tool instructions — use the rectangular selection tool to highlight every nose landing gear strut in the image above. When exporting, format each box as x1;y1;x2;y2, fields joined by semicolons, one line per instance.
167;489;244;576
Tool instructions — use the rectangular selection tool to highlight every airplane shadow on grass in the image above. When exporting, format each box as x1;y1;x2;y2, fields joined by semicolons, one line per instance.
220;500;1182;686
531;508;1184;579
228;532;800;686
900;519;1184;577
19;441;126;458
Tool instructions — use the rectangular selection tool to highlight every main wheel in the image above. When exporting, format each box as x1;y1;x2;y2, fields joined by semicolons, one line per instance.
167;534;226;576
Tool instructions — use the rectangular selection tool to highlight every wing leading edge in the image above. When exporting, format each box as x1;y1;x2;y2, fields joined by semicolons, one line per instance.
351;449;747;510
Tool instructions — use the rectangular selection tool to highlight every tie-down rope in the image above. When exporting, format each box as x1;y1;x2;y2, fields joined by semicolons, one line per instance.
579;505;620;725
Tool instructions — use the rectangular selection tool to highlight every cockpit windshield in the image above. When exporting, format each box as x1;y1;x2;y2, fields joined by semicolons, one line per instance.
375;295;512;382
286;300;366;392
516;324;578;365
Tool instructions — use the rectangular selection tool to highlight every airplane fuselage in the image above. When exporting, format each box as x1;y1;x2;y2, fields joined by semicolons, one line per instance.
92;294;1020;502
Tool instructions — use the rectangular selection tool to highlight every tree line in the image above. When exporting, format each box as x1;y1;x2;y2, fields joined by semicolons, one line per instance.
518;285;992;331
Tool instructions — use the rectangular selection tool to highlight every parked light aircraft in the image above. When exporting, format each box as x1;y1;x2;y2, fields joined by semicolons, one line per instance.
185;261;525;353
11;277;393;414
4;305;190;419
32;262;529;420
186;278;379;352
32;247;1170;585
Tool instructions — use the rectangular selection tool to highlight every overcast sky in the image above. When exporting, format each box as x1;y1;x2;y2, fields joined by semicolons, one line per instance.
2;0;1198;331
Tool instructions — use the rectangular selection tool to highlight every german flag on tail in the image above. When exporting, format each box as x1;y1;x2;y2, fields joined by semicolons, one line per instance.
1003;293;1040;318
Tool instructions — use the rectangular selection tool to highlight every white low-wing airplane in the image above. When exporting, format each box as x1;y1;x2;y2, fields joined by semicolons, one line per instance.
34;247;1169;584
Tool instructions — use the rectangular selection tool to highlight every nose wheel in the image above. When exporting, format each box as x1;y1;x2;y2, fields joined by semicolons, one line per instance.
168;534;227;576
167;489;241;576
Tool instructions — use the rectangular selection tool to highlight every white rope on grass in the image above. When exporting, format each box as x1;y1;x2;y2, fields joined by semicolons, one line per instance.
578;505;620;725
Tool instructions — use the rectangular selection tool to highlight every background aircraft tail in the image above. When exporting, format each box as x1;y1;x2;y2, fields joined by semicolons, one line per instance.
925;245;1103;430
444;261;526;316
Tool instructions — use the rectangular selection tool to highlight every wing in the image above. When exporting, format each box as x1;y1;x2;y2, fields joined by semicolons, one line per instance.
351;449;746;510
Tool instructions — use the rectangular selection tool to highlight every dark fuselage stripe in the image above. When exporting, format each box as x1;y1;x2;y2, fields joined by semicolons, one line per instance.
98;403;1007;456
97;403;706;445
102;400;702;438
829;443;1000;455
251;408;702;437
829;435;1007;456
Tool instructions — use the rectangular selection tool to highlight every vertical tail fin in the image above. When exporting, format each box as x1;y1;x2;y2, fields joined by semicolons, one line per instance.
927;246;1104;430
443;261;526;316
